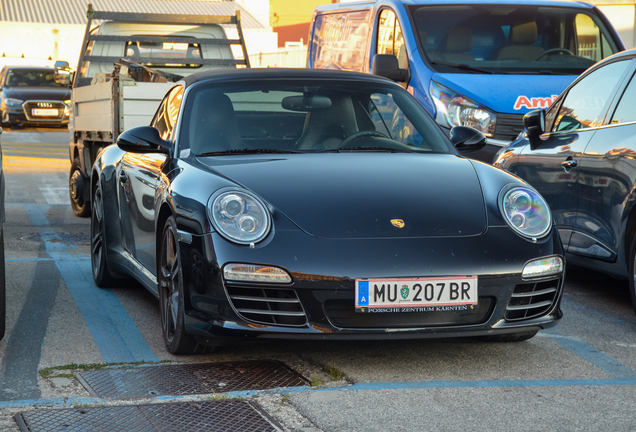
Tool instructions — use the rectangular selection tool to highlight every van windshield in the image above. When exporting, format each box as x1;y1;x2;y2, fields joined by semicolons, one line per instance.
409;5;620;75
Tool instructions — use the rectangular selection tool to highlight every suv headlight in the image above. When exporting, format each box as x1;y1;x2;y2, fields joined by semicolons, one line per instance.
207;188;271;245
499;185;551;240
430;81;496;137
4;97;23;107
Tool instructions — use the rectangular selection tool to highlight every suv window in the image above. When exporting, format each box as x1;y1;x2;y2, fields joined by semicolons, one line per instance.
553;60;631;132
610;70;636;125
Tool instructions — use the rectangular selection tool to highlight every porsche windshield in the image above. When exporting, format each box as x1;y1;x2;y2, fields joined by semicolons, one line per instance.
179;80;453;156
409;5;620;75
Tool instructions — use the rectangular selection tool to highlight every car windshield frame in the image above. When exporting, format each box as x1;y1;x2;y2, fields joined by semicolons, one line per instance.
408;4;621;76
177;78;455;157
4;68;64;88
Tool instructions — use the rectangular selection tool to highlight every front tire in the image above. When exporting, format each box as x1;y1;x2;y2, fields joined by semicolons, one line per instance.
159;216;201;354
91;182;116;287
69;157;90;217
0;227;5;341
628;235;636;315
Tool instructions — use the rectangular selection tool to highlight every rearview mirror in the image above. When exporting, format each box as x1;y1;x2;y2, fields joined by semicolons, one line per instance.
449;126;487;151
372;54;408;82
117;126;171;155
523;109;545;150
282;95;332;111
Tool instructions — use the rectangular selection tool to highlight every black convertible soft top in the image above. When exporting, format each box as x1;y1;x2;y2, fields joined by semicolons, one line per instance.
181;67;397;88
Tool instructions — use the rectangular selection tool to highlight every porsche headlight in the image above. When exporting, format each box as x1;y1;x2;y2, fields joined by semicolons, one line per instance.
208;189;271;244
500;185;551;239
430;81;496;137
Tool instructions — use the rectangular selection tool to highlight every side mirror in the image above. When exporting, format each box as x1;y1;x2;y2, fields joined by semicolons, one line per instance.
54;60;70;70
54;69;72;87
523;109;545;150
449;126;487;151
372;54;408;82
117;126;171;155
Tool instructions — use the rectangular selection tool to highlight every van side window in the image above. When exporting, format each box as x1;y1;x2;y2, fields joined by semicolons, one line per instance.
152;85;184;140
377;9;408;69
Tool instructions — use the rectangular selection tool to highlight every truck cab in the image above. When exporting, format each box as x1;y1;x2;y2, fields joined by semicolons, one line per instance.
307;0;624;162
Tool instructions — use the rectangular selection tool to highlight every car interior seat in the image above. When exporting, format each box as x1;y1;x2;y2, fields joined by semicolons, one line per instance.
189;91;243;155
295;96;360;150
493;21;544;61
433;26;475;63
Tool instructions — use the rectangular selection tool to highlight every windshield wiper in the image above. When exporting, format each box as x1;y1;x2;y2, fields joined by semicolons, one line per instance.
197;148;302;156
430;60;494;74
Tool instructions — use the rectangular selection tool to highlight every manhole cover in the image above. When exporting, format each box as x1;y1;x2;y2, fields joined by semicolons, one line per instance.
15;400;282;432
78;361;308;399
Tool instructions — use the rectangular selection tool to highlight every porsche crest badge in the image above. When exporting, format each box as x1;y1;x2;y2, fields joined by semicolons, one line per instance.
390;219;405;228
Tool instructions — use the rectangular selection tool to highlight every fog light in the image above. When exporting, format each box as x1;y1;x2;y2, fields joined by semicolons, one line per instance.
522;256;564;278
223;263;292;283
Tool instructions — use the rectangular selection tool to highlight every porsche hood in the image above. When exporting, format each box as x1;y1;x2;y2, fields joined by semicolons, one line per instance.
199;153;487;239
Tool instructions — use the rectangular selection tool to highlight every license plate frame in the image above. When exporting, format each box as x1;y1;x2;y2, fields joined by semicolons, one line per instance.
32;108;58;116
355;276;478;312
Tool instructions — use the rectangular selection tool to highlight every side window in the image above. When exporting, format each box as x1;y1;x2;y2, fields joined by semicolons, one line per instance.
553;60;630;132
610;72;636;125
377;9;408;69
574;14;614;62
369;93;424;147
152;86;184;140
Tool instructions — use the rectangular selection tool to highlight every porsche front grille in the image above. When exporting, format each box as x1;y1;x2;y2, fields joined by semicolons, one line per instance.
505;278;561;321
225;285;308;327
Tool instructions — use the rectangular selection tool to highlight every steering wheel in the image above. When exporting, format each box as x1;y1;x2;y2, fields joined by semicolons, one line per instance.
534;48;574;62
338;130;389;148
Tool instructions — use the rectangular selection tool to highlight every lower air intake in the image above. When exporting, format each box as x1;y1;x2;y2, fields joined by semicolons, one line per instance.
226;285;308;327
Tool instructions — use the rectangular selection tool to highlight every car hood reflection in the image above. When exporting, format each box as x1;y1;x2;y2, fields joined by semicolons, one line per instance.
196;153;487;239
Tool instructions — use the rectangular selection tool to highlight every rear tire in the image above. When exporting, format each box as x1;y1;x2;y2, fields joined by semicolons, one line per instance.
70;158;90;217
628;235;636;315
91;182;117;287
481;331;538;342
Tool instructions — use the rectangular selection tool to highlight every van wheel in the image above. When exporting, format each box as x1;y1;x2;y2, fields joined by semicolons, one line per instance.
69;158;90;217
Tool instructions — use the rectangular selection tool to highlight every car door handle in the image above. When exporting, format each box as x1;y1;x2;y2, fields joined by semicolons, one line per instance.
561;159;578;172
119;171;128;184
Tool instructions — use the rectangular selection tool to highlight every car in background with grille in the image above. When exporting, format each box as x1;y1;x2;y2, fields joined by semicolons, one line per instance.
0;65;71;128
90;68;565;354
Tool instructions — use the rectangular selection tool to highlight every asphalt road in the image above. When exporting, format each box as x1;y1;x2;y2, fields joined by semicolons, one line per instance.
0;129;635;431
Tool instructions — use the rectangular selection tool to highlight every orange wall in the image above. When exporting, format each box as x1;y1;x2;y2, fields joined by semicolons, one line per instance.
271;0;336;47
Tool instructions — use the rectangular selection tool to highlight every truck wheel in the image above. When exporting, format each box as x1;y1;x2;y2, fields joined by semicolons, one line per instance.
69;158;90;217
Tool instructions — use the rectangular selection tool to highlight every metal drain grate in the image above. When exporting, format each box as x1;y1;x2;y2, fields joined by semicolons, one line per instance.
15;400;283;432
78;360;308;399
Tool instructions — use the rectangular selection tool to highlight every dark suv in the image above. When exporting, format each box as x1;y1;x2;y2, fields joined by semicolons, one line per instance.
494;48;636;314
0;65;71;128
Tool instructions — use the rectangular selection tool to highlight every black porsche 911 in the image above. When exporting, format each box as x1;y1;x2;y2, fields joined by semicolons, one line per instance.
90;68;564;354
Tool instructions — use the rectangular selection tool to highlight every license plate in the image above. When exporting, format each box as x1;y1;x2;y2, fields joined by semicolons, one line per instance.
32;108;58;116
355;276;478;312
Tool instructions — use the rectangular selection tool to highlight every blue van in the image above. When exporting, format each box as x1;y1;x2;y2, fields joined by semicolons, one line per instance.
307;0;624;162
